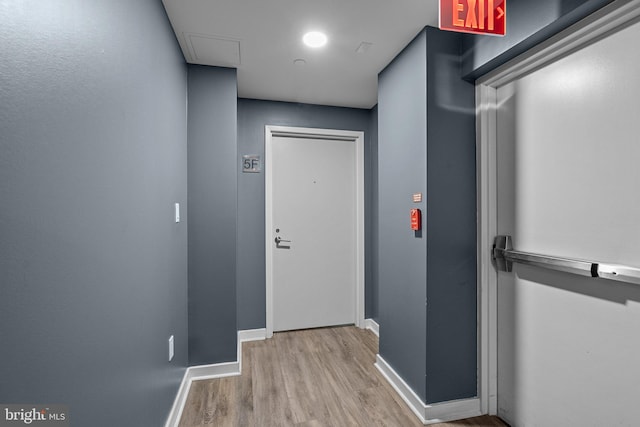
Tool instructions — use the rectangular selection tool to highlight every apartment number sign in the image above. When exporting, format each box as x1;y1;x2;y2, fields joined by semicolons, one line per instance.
242;155;261;173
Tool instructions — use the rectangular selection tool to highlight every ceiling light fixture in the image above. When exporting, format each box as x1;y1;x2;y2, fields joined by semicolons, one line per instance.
303;31;328;48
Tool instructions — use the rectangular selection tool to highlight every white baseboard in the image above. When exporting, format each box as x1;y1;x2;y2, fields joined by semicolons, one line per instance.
375;354;427;422
238;328;267;342
364;318;379;337
424;397;483;425
185;361;241;381
375;354;482;425
164;368;192;427
238;328;266;372
164;360;240;427
165;328;266;427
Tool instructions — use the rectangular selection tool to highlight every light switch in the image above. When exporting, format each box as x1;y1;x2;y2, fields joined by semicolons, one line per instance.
174;203;180;223
168;335;174;362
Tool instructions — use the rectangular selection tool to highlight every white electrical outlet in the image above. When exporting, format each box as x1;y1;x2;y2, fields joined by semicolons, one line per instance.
168;335;174;362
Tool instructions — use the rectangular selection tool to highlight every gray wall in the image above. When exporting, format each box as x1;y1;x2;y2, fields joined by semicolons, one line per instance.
378;30;429;400
187;65;238;365
462;0;614;79
236;99;375;330
0;1;188;426
378;27;476;404
424;27;477;403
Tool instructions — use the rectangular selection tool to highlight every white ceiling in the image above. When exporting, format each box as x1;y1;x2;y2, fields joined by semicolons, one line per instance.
162;0;439;109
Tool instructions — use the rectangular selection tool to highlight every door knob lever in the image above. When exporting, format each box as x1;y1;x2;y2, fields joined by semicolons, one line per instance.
275;236;291;244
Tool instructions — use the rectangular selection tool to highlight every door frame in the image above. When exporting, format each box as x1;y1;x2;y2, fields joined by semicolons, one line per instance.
476;0;640;415
265;125;365;338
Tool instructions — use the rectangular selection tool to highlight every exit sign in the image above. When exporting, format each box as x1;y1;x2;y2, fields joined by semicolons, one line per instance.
440;0;506;36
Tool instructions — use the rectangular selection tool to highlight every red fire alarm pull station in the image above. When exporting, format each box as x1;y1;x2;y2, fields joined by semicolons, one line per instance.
410;209;422;231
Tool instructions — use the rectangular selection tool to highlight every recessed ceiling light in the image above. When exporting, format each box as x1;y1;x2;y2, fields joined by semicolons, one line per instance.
303;31;328;48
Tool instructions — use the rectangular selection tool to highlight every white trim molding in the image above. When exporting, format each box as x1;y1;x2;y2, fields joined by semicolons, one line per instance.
375;354;482;425
164;361;241;427
238;328;268;342
164;368;192;427
165;329;267;427
265;125;366;337
237;328;267;373
364;318;379;337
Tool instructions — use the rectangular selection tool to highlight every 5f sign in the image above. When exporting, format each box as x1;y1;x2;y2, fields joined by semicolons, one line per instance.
440;0;506;36
242;155;261;173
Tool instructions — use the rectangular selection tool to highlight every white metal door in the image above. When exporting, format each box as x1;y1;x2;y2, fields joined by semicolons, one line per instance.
266;127;364;333
491;9;640;426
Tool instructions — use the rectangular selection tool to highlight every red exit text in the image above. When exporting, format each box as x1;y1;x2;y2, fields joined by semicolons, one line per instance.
440;0;506;36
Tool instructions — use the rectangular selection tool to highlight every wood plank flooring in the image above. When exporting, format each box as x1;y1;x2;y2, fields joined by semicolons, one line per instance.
179;326;507;427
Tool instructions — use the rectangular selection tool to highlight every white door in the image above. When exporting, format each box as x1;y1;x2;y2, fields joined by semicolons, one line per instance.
265;126;364;334
487;6;640;426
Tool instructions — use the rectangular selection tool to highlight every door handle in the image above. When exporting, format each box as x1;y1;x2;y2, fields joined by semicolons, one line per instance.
275;236;291;245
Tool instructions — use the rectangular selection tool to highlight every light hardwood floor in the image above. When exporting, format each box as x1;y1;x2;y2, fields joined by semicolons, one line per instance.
179;326;506;427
